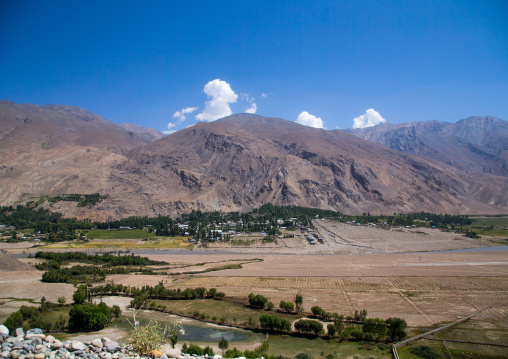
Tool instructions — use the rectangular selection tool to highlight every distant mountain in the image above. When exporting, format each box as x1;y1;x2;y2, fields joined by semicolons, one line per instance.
347;116;508;177
1;104;507;220
0;101;159;216
106;114;508;218
0;100;153;154
120;123;165;143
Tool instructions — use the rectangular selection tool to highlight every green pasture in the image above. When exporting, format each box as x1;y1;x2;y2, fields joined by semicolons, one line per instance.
83;229;155;240
45;238;193;249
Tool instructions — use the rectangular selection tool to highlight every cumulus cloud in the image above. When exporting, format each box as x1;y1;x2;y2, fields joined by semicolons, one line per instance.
352;108;386;129
261;92;272;98
196;79;238;121
245;103;257;114
173;107;197;122
162;122;177;135
296;111;324;129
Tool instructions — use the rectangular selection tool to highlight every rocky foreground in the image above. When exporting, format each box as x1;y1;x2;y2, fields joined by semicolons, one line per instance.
0;326;239;359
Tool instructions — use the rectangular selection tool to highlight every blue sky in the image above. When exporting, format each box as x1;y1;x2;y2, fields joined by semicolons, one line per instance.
1;1;507;132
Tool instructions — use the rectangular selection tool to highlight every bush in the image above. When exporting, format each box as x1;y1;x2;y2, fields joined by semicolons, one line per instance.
294;319;323;336
3;311;23;332
295;354;309;359
68;302;110;331
409;345;441;359
248;293;268;309
128;320;177;355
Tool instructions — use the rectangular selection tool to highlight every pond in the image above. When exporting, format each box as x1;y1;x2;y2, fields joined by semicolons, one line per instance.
133;310;261;343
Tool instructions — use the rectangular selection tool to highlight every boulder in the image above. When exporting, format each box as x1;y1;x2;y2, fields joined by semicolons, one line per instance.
101;339;118;348
106;345;120;353
26;329;43;335
34;354;45;359
70;342;86;351
0;326;9;337
91;339;103;349
45;336;55;344
164;349;181;359
15;329;24;338
149;350;164;358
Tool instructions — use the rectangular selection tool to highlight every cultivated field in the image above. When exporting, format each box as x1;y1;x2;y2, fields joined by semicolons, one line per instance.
1;218;507;352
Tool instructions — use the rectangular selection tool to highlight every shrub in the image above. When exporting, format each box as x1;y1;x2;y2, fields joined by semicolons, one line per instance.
409;345;441;359
295;354;309;359
128;319;182;355
248;293;268;309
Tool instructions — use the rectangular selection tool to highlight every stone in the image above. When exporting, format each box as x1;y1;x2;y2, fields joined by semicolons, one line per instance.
25;335;45;342
105;346;120;353
164;349;181;359
213;356;223;359
91;340;102;349
99;353;111;359
25;330;43;336
51;342;63;350
159;354;168;359
15;329;24;338
149;350;163;358
1;351;10;358
101;340;117;348
45;337;55;344
0;326;9;337
12;352;21;359
34;354;45;359
71;342;86;352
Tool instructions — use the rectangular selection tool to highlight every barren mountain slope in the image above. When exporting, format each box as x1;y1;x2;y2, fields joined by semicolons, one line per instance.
347;116;508;177
0;100;151;156
1;106;507;220
0;101;148;210
100;114;508;218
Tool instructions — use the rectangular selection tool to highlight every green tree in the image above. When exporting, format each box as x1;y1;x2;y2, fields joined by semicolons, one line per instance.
248;293;268;309
68;303;109;331
3;311;23;332
218;337;229;353
57;296;66;306
279;300;294;313
386;317;407;341
295;294;303;313
327;323;336;338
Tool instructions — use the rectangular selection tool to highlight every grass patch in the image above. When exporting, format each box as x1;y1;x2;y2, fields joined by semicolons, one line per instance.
84;229;155;240
264;336;391;359
44;238;194;249
152;298;298;327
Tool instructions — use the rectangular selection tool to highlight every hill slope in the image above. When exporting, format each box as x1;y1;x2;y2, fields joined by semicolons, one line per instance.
1;105;507;219
104;114;508;218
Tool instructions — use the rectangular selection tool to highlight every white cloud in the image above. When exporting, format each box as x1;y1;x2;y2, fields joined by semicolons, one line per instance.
245;103;257;114
352;108;386;129
162;130;176;135
173;107;197;122
261;92;272;98
196;79;238;121
167;122;176;129
296;111;324;129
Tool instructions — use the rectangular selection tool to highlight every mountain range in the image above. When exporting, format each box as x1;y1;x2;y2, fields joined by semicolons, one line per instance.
0;100;507;220
347;117;508;177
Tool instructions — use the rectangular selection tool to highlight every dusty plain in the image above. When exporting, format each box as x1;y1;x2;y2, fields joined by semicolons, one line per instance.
1;219;507;345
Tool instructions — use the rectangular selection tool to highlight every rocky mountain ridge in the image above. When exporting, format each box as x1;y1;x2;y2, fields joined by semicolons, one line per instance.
1;102;507;220
347;116;508;177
